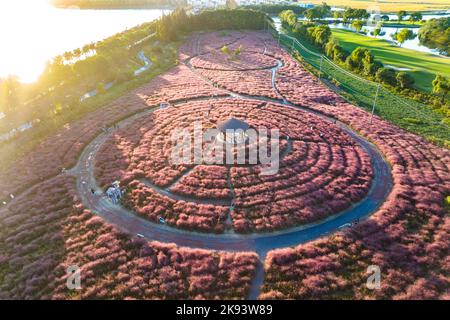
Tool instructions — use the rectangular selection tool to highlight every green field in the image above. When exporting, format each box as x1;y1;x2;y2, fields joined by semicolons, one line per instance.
275;28;449;147
306;0;450;12
331;29;450;93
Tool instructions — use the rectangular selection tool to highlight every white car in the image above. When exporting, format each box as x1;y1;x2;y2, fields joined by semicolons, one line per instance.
338;223;352;230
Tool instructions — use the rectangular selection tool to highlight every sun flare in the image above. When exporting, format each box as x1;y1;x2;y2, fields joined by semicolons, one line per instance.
0;0;52;82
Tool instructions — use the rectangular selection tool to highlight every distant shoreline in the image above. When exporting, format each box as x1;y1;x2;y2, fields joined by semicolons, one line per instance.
53;5;175;10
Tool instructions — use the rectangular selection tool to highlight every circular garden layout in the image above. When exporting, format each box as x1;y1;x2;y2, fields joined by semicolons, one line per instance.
94;98;374;234
3;31;448;300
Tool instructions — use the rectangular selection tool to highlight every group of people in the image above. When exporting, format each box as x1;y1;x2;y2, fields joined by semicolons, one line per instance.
90;181;123;205
106;182;123;205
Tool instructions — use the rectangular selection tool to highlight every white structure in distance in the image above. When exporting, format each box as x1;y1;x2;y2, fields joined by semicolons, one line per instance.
186;0;297;10
106;181;123;205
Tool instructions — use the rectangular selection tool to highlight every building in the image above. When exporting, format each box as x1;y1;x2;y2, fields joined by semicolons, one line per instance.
216;118;250;144
187;0;226;9
187;0;296;9
106;181;123;205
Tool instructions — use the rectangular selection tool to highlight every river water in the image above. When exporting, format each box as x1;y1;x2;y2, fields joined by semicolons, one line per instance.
0;0;168;82
272;15;449;56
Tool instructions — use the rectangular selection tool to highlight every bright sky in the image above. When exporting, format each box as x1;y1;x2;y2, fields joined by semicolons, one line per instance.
0;0;165;83
0;0;54;82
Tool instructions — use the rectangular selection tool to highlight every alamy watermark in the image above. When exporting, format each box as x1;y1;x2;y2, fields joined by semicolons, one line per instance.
171;121;280;175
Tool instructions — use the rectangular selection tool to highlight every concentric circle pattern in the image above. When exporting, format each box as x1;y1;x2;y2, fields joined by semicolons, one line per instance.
190;51;279;71
95;98;374;233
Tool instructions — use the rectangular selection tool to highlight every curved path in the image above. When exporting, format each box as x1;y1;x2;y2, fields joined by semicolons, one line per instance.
70;33;393;299
72;95;392;255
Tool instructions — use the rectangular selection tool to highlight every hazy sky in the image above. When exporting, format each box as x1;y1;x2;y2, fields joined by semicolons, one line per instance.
0;0;165;82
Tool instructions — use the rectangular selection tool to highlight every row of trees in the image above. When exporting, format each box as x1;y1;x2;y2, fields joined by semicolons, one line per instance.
282;3;425;25
333;8;369;21
279;2;332;23
335;9;422;23
155;8;267;43
280;11;422;94
395;10;423;22
304;2;331;22
242;4;306;15
347;21;416;47
280;12;450;112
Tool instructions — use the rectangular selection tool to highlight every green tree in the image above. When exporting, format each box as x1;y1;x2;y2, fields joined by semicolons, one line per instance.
346;47;373;72
409;12;423;22
293;23;308;38
305;8;320;22
395;29;416;46
311;25;331;47
279;10;297;27
305;2;330;21
325;40;337;57
343;8;369;21
381;15;390;21
325;39;348;63
432;75;450;102
396;72;415;89
221;45;231;56
376;68;397;86
373;27;381;38
333;11;342;20
397;10;407;21
351;20;364;33
90;54;115;82
418;17;450;56
0;75;21;115
332;44;348;62
155;12;177;42
316;2;331;18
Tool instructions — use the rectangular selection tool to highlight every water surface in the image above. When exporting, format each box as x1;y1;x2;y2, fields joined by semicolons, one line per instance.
0;0;168;82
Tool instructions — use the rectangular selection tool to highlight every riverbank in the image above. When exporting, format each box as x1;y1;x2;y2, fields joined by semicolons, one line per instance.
50;0;173;9
274;25;449;147
307;0;450;13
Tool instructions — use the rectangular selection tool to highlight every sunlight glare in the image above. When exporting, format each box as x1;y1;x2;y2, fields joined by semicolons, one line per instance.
0;0;54;83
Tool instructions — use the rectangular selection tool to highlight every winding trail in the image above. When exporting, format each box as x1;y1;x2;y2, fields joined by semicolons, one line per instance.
69;33;393;300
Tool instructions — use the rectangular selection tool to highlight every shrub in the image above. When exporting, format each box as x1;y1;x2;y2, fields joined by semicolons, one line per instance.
396;72;415;89
376;67;398;86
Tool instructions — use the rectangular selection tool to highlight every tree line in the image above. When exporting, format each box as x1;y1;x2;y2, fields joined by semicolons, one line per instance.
279;10;450;114
242;4;306;15
0;8;267;121
51;0;184;9
155;8;266;42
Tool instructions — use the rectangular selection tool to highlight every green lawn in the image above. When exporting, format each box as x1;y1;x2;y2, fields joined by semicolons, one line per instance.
276;29;449;147
331;29;450;93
